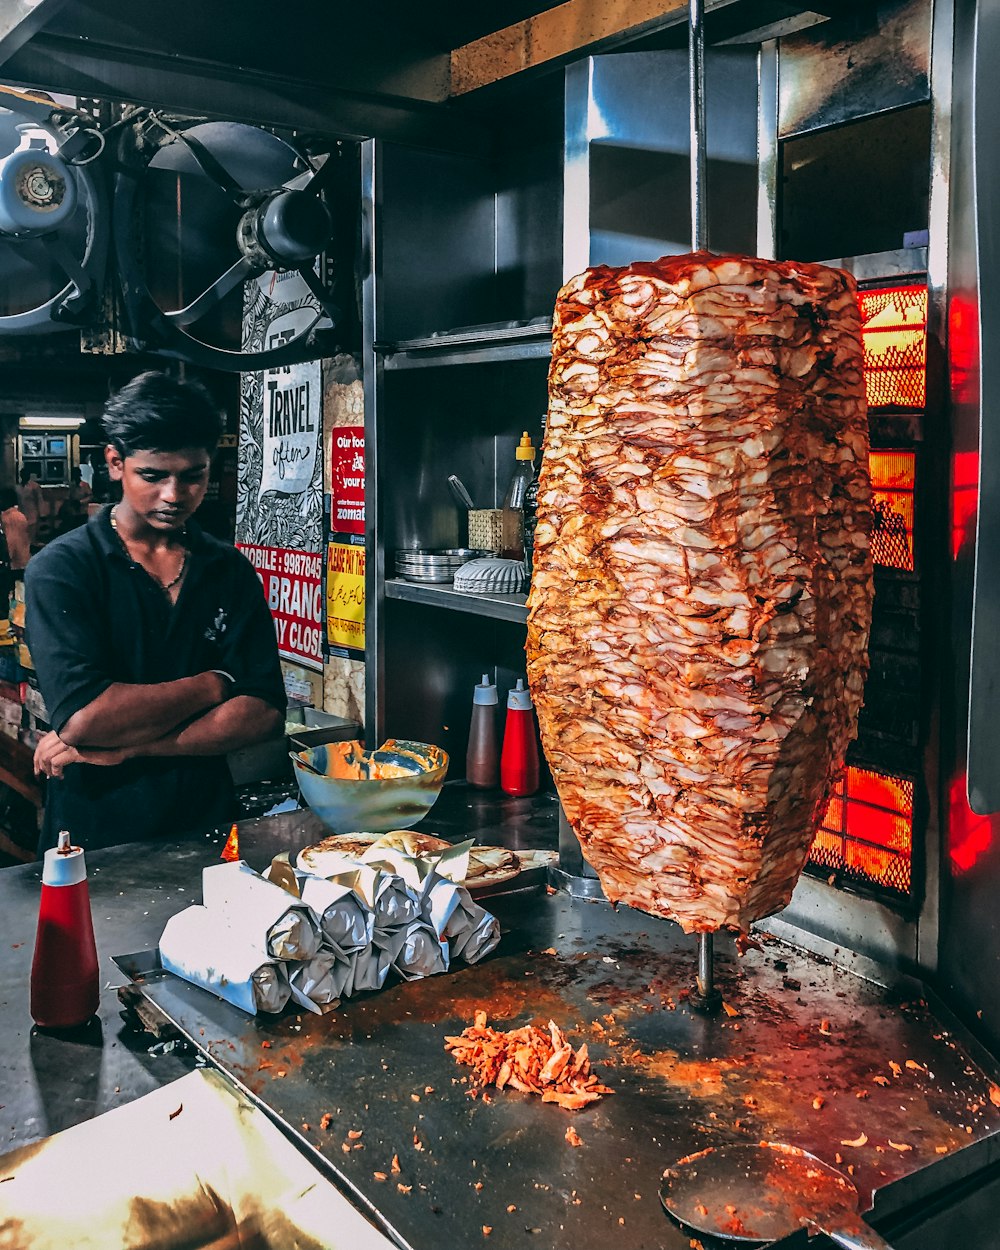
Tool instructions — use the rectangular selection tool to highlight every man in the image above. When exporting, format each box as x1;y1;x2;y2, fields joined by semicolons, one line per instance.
0;488;29;620
16;466;42;548
0;488;31;575
26;371;285;853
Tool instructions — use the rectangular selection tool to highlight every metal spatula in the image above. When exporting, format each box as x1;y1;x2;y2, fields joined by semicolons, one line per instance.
659;1140;895;1250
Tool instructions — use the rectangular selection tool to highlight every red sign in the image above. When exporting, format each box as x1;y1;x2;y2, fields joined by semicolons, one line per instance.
237;543;324;670
330;425;365;536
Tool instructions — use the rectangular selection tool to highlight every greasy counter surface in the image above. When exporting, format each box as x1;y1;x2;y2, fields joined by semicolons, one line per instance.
119;886;1000;1250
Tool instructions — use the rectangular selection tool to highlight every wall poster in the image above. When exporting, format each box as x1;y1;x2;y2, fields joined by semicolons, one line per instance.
326;540;365;655
236;271;324;670
330;425;365;535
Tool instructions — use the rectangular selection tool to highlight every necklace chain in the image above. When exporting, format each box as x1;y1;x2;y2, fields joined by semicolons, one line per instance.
110;505;189;594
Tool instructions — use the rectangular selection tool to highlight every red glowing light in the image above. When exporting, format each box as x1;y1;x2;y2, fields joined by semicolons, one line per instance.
947;774;994;874
859;285;927;409
951;450;979;560
810;766;913;894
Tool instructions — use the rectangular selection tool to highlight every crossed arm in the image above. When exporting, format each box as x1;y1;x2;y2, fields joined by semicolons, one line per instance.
34;674;283;778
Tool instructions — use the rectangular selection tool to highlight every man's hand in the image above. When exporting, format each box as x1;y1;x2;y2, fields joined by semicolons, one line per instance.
33;731;131;778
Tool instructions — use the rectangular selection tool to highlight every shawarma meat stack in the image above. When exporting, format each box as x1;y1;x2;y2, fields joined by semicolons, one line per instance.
526;252;872;934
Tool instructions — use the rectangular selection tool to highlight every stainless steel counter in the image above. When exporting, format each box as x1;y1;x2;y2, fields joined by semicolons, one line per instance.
4;814;1000;1249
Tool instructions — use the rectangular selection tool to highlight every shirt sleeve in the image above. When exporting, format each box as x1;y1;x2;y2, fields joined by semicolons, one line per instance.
214;551;287;712
24;544;114;735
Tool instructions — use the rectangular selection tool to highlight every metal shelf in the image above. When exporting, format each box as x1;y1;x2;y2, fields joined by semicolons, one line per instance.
378;323;552;370
384;577;528;623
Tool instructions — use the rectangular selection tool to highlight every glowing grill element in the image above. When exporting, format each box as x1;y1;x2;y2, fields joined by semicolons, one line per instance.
870;450;915;571
859;285;927;409
810;766;913;895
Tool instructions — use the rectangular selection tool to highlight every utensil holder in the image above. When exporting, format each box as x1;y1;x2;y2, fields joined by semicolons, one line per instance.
468;509;503;554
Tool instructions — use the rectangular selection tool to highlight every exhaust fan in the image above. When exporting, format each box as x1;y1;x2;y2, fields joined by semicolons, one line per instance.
114;114;340;370
0;87;342;371
0;85;107;333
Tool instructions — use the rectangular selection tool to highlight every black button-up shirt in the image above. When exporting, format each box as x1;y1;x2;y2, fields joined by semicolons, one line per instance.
25;506;285;852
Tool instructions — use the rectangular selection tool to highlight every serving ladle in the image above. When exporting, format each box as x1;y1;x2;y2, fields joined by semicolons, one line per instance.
659;1141;895;1249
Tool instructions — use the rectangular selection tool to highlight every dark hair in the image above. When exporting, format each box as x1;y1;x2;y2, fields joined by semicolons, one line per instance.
0;488;17;510
18;467;33;485
102;371;223;457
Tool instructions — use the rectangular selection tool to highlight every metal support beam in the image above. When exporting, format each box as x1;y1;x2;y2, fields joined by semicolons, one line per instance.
450;0;722;96
3;34;484;152
0;0;70;70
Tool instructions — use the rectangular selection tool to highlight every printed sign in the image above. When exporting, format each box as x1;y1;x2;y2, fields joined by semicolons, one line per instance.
260;309;320;499
330;425;365;536
237;273;325;671
238;543;324;668
326;541;365;654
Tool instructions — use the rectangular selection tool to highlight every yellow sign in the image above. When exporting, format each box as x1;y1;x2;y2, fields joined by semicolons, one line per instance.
326;541;365;652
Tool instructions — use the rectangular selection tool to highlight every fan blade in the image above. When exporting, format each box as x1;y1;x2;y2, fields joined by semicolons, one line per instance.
39;233;93;300
168;129;249;205
288;151;339;201
165;255;255;328
295;262;339;325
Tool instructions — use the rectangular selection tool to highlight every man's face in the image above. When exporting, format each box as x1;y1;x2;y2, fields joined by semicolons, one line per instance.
106;445;212;531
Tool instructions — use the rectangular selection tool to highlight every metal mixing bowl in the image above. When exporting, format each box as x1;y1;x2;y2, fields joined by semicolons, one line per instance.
291;739;449;834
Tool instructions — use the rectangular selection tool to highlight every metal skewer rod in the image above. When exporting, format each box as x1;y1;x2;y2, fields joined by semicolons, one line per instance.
689;0;708;252
694;932;720;1005
688;0;721;1014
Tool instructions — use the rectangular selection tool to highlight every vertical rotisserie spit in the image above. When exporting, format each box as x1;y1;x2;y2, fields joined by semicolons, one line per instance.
526;252;873;934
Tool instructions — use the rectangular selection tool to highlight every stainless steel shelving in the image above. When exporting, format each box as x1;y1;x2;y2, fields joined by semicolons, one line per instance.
378;323;552;370
384;577;528;622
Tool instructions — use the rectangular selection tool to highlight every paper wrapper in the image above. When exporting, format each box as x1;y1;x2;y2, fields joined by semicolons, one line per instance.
346;944;392;994
297;874;374;954
422;871;501;964
391;918;449;981
287;946;352;1014
360;837;473;889
0;1068;400;1249
159;905;290;1015
202;860;321;961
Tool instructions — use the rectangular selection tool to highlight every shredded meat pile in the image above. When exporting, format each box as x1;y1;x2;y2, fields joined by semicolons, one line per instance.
445;1012;614;1110
526;251;872;934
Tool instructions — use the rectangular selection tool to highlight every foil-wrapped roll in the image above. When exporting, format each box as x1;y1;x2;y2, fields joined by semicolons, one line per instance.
159;905;290;1015
422;872;501;965
370;872;421;949
346;945;391;995
288;946;353;1014
202;860;321;961
297;874;373;955
390;918;449;981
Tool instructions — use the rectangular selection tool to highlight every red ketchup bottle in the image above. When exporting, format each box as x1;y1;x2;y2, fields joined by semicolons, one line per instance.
30;830;100;1030
500;679;540;797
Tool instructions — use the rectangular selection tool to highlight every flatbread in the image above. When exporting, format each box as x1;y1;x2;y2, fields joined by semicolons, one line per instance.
295;832;521;889
462;845;521;885
296;833;379;876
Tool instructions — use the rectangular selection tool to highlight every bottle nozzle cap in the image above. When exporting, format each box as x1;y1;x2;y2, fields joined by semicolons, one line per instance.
506;678;534;710
43;830;86;885
515;431;536;460
473;673;498;705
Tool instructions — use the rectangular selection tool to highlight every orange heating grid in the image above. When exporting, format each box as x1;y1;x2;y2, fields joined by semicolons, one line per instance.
809;766;914;896
859;284;927;410
870;449;916;571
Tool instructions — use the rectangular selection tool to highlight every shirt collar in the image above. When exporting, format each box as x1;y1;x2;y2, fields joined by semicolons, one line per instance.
92;504;213;562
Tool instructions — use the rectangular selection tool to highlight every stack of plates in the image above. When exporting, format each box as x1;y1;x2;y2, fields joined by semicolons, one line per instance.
395;548;488;583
